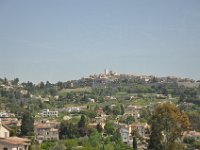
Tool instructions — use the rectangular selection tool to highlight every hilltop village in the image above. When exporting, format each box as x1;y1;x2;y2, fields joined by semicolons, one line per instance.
0;70;200;150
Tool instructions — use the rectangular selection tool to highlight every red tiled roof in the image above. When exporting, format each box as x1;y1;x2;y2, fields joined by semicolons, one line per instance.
96;108;104;113
0;136;31;145
35;122;59;129
35;124;52;129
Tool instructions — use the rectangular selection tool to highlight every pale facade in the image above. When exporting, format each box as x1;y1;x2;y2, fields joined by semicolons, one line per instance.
120;125;133;145
0;137;31;150
0;122;10;138
42;109;58;117
34;122;59;143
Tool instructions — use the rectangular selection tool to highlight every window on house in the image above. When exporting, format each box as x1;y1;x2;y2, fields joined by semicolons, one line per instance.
25;145;28;150
3;148;8;150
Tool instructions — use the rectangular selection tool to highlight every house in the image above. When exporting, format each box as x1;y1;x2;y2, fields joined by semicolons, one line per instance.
104;96;117;100
0;112;19;128
125;105;141;120
0;119;30;150
0;119;10;138
127;105;142;111
54;95;59;100
56;106;87;113
132;123;148;138
42;109;58;117
67;107;81;113
0;112;9;118
87;98;95;103
96;108;105;117
34;121;59;143
20;90;28;96
119;123;149;146
1;118;19;128
0;136;31;150
40;97;50;103
95;115;106;129
124;111;140;120
183;131;200;141
0;112;15;118
120;124;133;146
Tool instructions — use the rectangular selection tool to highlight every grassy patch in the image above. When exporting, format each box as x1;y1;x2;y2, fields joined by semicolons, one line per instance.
58;87;92;96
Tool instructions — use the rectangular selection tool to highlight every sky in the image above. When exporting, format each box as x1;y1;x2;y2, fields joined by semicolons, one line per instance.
0;1;200;83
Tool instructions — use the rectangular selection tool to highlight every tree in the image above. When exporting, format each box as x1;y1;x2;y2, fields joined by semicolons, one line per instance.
148;102;190;150
151;77;157;83
49;88;57;96
3;77;8;85
103;105;112;115
132;131;138;150
120;104;125;115
179;88;197;103
125;116;135;124
64;139;78;150
20;111;34;136
78;115;87;128
41;141;56;150
59;121;78;139
113;105;121;116
89;128;101;147
111;129;122;144
78;115;88;136
96;123;103;133
56;81;64;90
39;82;45;89
10;125;19;136
104;121;115;135
45;81;51;88
161;87;168;96
179;93;185;103
131;128;143;150
13;78;19;85
188;112;200;131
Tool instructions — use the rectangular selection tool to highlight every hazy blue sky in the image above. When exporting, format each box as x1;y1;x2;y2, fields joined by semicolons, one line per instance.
0;1;200;83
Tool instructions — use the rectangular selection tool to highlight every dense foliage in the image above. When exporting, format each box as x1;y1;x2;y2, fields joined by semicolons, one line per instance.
148;102;190;150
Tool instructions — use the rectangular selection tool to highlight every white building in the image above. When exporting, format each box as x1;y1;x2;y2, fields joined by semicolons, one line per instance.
42;109;58;117
0;112;15;118
0;112;8;118
88;98;95;103
67;107;81;113
0;119;10;138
